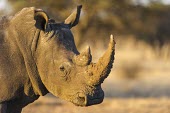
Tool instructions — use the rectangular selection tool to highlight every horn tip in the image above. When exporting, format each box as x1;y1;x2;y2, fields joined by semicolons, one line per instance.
86;45;90;49
110;34;113;38
85;45;91;54
110;34;116;44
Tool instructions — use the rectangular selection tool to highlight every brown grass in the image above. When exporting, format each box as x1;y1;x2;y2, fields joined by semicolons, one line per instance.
22;96;170;113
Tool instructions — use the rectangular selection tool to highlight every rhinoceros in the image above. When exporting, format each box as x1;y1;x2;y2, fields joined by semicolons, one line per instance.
0;5;115;113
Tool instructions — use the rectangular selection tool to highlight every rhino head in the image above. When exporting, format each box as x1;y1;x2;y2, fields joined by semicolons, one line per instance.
34;5;115;106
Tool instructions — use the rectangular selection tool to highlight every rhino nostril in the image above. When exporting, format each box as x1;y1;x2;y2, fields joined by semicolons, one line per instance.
77;93;87;105
78;96;85;104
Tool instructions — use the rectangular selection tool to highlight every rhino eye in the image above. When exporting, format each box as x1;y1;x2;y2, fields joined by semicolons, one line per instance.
59;65;71;81
59;65;65;72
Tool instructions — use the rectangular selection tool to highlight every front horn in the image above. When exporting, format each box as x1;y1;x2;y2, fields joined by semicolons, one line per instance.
87;35;116;86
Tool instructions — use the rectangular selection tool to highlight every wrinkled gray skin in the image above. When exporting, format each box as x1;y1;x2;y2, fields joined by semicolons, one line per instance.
0;5;115;113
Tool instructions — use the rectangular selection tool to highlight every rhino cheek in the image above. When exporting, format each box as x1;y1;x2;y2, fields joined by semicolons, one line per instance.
45;81;61;97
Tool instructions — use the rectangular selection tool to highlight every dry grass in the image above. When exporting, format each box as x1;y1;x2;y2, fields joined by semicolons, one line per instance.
22;96;170;113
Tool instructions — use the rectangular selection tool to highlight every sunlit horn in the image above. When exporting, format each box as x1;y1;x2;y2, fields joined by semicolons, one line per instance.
87;35;115;85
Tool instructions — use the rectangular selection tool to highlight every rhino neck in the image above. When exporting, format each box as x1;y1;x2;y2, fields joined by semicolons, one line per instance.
20;28;48;96
6;9;49;96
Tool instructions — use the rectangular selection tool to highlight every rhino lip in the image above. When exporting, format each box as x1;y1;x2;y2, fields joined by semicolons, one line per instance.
86;90;104;106
72;89;104;106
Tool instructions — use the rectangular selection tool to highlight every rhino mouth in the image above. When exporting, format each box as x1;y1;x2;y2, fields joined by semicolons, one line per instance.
86;89;104;106
72;87;104;106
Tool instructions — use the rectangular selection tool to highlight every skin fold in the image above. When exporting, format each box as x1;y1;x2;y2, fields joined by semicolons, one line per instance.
0;5;115;113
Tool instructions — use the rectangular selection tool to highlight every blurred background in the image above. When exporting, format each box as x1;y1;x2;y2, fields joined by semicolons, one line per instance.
1;0;170;113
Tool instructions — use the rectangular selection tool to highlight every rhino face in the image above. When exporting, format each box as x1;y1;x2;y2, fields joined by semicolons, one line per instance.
34;5;115;106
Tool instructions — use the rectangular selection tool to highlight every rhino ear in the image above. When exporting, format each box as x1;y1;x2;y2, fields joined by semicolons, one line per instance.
34;9;50;31
64;5;82;28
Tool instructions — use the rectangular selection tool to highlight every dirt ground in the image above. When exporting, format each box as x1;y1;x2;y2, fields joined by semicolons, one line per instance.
22;96;170;113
